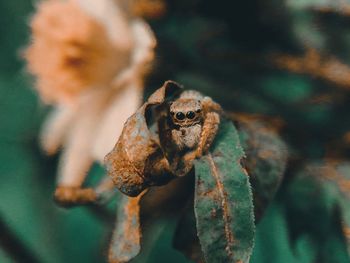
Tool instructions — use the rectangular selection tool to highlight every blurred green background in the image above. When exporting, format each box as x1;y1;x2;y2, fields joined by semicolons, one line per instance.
2;0;350;262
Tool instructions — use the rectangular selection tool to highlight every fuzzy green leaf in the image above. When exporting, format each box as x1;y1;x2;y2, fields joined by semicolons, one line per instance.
194;119;255;263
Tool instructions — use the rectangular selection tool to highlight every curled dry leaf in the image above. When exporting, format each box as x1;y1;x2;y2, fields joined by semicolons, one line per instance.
105;81;182;196
109;194;143;263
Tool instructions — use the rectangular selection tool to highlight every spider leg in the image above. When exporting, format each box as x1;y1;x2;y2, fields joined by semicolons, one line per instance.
196;111;220;157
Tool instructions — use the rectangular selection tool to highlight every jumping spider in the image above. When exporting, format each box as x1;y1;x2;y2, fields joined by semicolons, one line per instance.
158;90;222;176
104;83;224;196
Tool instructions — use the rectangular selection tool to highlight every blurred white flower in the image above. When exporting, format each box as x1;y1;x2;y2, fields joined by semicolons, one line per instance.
25;0;156;204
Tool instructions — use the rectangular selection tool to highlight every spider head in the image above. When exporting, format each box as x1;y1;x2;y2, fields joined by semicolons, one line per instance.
169;98;202;126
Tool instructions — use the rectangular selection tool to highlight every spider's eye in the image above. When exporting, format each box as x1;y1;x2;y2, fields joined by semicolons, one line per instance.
170;111;175;116
175;112;185;120
186;111;195;119
196;109;201;113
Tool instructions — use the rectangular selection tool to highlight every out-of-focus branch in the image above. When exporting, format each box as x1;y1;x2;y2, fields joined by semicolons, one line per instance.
132;0;166;19
0;214;40;263
271;49;350;90
313;5;350;17
287;0;350;17
227;112;285;132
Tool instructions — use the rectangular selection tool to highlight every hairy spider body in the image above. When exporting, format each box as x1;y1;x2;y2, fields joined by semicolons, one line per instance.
171;124;202;151
158;89;222;176
169;92;203;151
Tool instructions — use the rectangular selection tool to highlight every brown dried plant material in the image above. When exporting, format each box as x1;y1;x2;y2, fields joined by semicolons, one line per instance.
315;6;350;16
286;0;350;16
271;49;350;89
105;81;182;196
344;132;350;144
316;160;350;195
308;1;350;17
109;193;144;263
25;0;129;104
343;223;350;255
108;172;194;263
54;186;97;207
105;81;223;196
131;0;166;19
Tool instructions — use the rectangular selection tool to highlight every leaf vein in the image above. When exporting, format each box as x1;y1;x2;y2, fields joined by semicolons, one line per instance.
207;153;235;258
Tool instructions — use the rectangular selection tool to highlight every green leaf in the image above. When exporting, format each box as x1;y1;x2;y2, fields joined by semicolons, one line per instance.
194;119;255;263
285;161;350;262
237;119;287;220
251;202;300;263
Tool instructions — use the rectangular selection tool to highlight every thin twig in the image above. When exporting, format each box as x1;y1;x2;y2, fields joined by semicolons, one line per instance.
271;49;350;90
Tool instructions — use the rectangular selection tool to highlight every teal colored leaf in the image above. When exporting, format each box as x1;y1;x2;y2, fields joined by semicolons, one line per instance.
194;119;255;263
0;249;12;263
285;162;350;262
237;119;287;220
251;202;302;263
